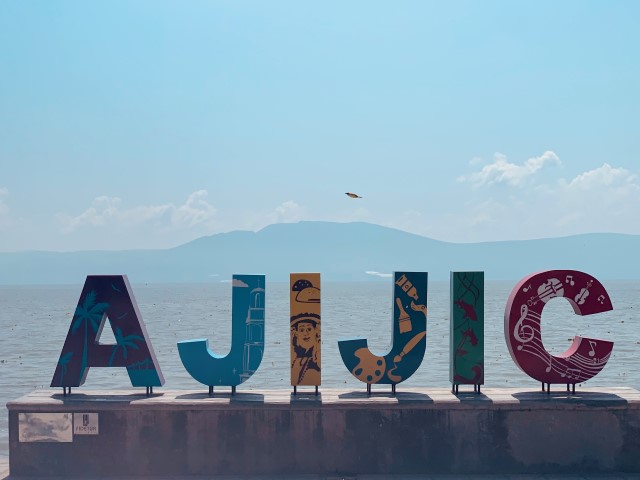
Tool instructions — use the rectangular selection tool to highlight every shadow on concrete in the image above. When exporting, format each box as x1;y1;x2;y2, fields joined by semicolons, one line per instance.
290;392;323;404
175;392;223;400
453;391;494;404
174;392;265;402
230;392;265;403
512;390;628;406
337;390;434;402
395;391;434;403
51;391;164;403
339;390;391;399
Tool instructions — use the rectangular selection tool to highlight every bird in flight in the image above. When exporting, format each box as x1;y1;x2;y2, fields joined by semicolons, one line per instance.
345;192;363;199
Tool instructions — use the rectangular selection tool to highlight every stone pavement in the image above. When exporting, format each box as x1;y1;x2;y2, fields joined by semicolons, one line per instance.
1;457;639;480
2;453;639;480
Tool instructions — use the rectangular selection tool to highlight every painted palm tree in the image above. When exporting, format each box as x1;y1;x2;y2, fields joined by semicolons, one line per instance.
57;351;73;384
71;290;109;384
109;327;144;366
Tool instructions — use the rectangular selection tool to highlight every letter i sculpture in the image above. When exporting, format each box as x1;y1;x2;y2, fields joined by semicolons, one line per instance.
450;271;484;394
290;273;321;395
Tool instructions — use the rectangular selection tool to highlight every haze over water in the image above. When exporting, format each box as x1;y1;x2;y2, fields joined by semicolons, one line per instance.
1;279;639;460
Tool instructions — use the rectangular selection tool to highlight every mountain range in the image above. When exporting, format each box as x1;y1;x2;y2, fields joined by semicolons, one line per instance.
0;221;638;284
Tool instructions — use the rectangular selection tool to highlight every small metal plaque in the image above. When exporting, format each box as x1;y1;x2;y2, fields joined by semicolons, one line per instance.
19;413;73;442
74;413;99;435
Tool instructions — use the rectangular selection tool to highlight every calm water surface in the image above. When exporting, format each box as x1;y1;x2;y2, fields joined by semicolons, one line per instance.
1;280;638;459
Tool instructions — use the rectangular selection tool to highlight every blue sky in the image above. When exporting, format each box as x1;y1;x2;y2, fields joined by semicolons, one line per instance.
1;1;638;251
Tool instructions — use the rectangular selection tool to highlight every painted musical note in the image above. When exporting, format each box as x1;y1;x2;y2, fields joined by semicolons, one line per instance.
514;304;534;346
545;354;552;373
565;275;574;286
597;294;605;305
523;284;532;293
588;340;597;357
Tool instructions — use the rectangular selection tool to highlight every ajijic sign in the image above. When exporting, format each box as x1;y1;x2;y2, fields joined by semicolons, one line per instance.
50;269;614;395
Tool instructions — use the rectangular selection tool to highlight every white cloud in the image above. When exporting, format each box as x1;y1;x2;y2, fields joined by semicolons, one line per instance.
443;162;640;242
267;201;305;224
459;151;561;187
563;163;638;192
172;190;217;228
56;190;218;234
238;201;307;233
548;163;640;227
6;157;636;251
220;200;308;234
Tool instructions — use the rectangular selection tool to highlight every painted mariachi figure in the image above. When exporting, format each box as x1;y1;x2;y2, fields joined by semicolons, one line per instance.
291;313;321;384
290;274;321;393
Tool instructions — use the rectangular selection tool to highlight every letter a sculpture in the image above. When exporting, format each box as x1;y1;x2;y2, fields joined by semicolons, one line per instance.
51;275;165;396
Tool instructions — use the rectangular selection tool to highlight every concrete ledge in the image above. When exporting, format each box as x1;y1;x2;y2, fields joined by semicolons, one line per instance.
8;387;640;476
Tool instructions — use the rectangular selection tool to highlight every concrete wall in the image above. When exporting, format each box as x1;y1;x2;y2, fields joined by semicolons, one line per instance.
8;387;640;477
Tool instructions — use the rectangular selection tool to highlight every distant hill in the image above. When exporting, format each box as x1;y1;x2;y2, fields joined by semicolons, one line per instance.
0;221;638;284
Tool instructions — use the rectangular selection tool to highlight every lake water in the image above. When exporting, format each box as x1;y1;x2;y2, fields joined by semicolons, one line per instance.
1;279;638;460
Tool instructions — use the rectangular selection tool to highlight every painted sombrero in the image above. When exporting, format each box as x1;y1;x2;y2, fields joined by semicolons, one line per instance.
290;312;320;328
